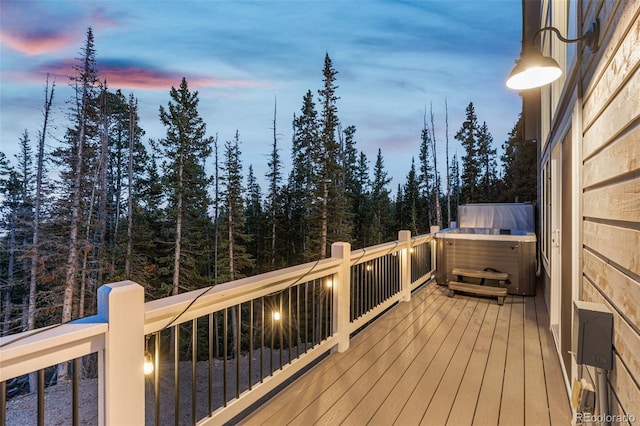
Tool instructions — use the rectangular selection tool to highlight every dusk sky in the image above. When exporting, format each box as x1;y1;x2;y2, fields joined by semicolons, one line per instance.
0;0;523;192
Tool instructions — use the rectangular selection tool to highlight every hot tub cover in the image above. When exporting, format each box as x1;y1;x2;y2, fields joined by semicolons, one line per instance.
457;203;534;232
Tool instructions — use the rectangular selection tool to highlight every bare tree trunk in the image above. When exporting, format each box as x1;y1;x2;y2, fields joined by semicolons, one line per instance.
93;85;110;313
271;99;277;267
429;103;442;228
445;99;451;228
62;118;84;327
78;169;98;318
213;134;219;285
2;292;11;336
29;76;54;332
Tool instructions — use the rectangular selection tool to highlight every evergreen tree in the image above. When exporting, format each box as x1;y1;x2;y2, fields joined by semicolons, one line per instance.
501;114;536;203
476;121;498;201
369;149;392;244
455;102;480;204
245;165;263;275
289;92;318;262
311;52;344;258
340;125;358;244
428;105;443;228
0;153;22;336
418;119;433;227
450;154;461;222
157;77;213;295
52;27;101;328
352;149;370;248
218;131;254;282
403;158;420;235
265;98;283;269
29;76;55;337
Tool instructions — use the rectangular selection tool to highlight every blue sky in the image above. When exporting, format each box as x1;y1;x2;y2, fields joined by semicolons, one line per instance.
0;0;523;193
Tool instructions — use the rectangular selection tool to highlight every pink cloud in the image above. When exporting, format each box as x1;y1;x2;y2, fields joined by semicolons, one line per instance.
0;29;76;56
24;59;268;92
100;64;268;91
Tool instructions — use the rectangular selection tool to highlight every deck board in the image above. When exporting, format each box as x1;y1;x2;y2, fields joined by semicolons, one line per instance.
499;297;525;425
342;294;463;425
535;288;572;425
392;298;478;425
239;283;572;426
472;294;512;425
446;302;500;425
419;300;489;424
363;296;464;426
524;295;552;425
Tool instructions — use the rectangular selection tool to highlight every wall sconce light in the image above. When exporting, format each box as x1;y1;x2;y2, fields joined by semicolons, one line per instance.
143;352;155;375
506;18;600;90
272;311;281;321
143;336;155;375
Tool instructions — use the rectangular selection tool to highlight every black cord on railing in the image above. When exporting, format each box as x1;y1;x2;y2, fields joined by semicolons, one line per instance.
0;323;66;349
1;236;417;349
159;257;323;333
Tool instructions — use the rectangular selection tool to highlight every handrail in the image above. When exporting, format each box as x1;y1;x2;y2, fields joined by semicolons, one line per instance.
0;319;107;382
144;256;342;334
1;230;438;426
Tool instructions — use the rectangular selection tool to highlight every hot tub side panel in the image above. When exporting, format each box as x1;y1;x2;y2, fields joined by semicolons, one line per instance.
436;237;536;296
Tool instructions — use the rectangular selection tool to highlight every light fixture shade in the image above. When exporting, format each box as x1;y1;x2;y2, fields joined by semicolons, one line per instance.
506;49;562;90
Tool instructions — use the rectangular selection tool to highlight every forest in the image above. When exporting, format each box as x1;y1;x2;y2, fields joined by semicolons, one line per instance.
0;28;536;337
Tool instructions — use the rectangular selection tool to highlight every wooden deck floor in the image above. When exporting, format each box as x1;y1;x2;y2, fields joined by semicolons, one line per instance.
240;282;572;426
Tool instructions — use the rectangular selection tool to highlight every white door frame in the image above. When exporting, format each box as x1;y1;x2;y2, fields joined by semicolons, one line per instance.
549;142;562;347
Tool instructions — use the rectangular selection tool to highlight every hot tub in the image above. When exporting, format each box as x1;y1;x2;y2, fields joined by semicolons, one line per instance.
435;204;537;296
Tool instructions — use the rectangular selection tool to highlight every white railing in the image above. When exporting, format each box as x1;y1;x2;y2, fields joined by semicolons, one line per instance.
0;230;437;425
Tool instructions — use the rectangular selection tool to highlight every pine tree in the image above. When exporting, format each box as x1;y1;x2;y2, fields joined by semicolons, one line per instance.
312;53;343;258
54;27;100;328
349;133;370;248
0;153;22;336
455;102;480;204
265;98;282;269
450;154;461;222
218;131;254;282
444;99;452;228
29;76;55;334
428;105;443;228
418;116;433;227
403;158;420;235
501;114;536;203
369;149;392;244
157;77;213;295
245;165;263;274
476;121;498;202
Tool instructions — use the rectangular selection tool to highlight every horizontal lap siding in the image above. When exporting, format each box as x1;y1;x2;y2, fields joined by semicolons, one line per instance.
581;0;640;419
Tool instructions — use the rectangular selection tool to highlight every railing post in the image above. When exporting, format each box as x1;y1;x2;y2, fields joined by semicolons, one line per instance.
399;230;412;302
430;226;440;274
331;241;351;353
97;280;145;425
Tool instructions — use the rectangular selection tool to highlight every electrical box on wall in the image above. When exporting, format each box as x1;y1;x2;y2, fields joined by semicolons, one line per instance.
572;300;613;370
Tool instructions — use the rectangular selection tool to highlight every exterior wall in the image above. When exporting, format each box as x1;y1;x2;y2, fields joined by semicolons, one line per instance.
532;0;640;419
579;0;640;420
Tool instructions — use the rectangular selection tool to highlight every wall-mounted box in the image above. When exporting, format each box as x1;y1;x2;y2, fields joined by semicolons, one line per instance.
572;300;613;370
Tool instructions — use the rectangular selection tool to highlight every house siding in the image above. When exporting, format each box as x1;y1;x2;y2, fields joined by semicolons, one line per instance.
532;0;640;419
579;0;640;420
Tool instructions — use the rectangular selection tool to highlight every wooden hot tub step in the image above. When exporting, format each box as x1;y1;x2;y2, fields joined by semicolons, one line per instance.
451;267;508;281
448;281;507;305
